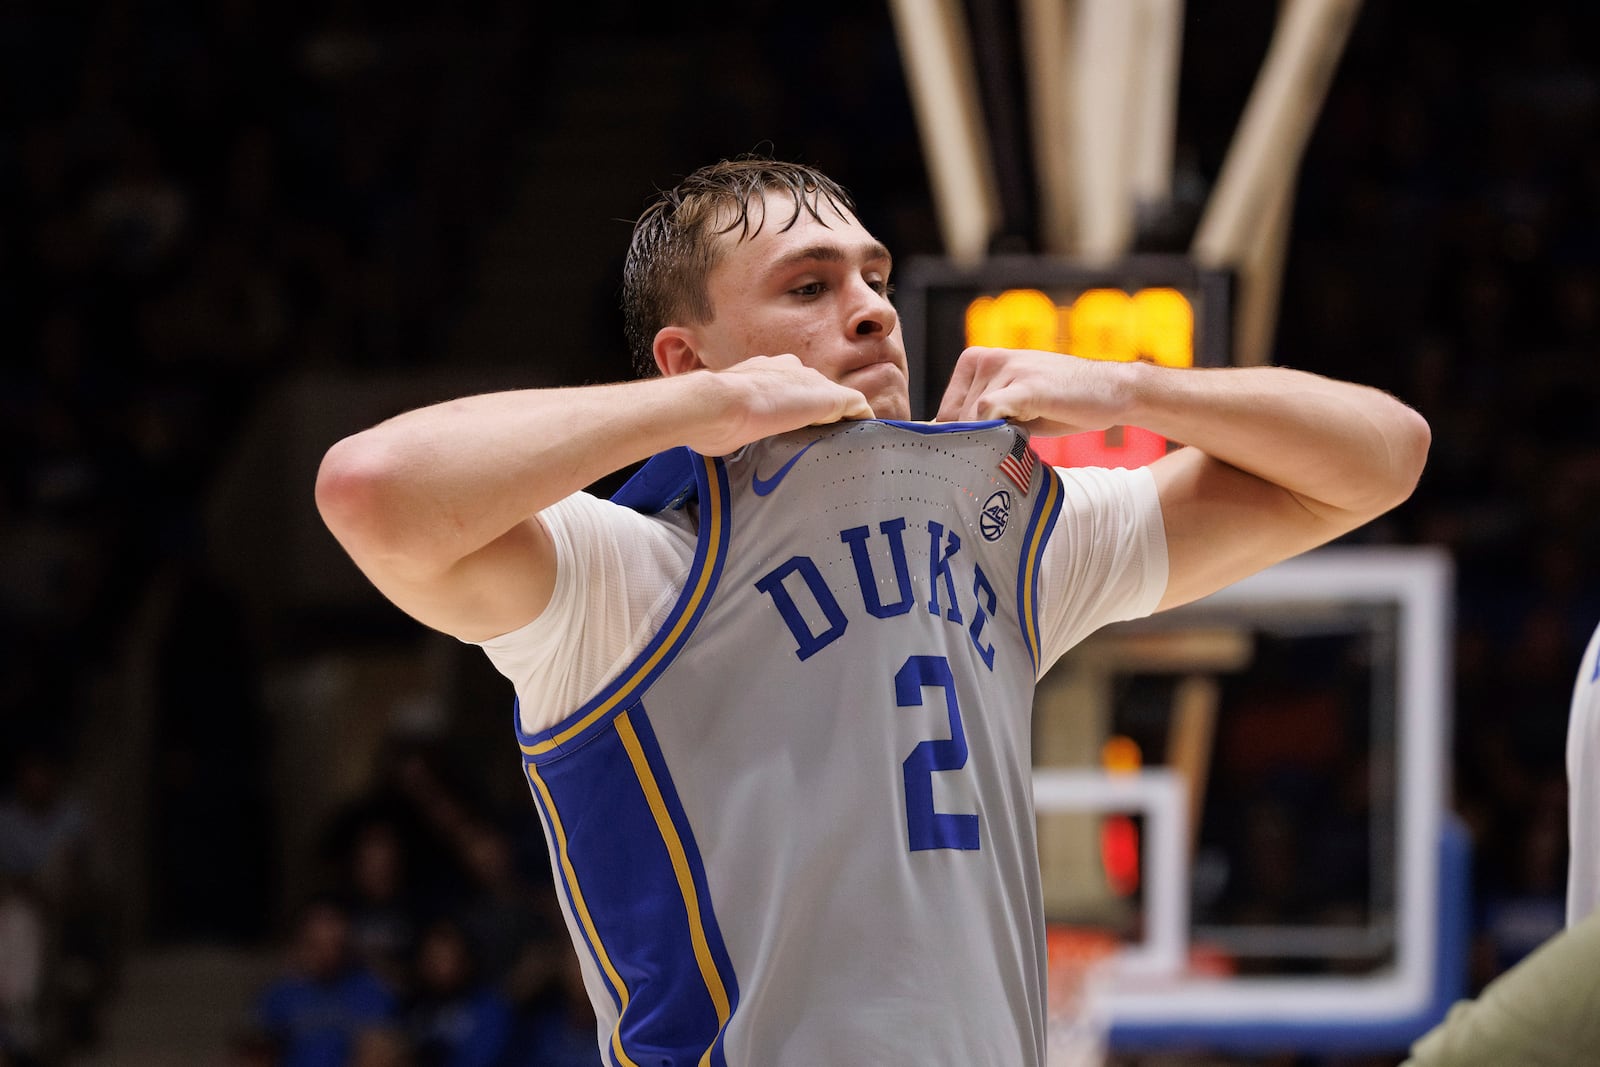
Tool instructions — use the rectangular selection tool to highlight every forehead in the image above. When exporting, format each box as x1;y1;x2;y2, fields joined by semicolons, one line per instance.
712;189;875;268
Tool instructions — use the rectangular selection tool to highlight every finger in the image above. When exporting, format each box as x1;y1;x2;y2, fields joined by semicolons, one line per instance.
935;350;979;422
937;376;977;423
971;384;1015;423
812;401;874;427
839;388;876;421
972;377;1036;422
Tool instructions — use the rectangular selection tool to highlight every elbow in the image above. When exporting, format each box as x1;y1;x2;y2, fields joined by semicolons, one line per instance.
315;437;469;583
315;434;411;560
1331;402;1431;522
1388;404;1432;507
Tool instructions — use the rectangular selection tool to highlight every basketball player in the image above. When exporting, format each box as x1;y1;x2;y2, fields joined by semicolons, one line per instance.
1400;620;1600;1066
316;158;1430;1064
1568;620;1600;925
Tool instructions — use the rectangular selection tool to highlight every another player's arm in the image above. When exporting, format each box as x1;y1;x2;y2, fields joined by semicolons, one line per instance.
936;348;1431;611
316;357;872;642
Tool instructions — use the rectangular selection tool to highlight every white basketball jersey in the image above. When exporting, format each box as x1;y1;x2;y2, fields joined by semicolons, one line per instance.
515;419;1066;1066
1568;620;1600;927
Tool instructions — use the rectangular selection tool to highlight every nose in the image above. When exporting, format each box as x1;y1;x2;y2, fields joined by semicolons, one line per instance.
849;279;897;339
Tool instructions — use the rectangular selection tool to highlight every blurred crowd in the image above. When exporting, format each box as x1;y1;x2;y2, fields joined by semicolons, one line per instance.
0;748;114;1065
0;0;538;741
1;0;1598;1065
0;1;548;1062
232;741;597;1067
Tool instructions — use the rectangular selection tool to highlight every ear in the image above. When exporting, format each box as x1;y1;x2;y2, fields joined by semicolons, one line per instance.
653;326;706;377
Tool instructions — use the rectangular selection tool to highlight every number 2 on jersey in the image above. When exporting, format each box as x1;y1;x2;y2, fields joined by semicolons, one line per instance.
897;655;981;851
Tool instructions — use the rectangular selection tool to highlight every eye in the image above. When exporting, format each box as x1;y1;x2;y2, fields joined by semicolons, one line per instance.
869;279;896;298
791;281;827;298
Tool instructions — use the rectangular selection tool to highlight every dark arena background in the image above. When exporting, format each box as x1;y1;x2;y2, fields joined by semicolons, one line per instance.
1;1;1597;1065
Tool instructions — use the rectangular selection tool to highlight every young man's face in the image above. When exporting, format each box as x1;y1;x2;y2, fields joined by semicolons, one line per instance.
688;191;911;420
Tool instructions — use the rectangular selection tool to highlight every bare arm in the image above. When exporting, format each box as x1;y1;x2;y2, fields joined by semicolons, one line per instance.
316;356;873;642
936;348;1431;611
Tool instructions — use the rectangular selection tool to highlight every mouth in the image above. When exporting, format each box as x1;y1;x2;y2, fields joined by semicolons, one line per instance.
841;360;911;417
841;359;906;390
841;353;907;380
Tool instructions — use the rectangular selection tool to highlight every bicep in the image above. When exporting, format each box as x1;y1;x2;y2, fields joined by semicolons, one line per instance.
357;515;559;643
1149;447;1350;612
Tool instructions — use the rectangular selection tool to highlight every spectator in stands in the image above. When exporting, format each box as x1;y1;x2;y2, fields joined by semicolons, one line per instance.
449;820;562;1002
0;743;113;1053
0;876;46;1067
340;820;422;993
349;1027;414;1067
507;950;597;1067
0;746;93;901
404;918;512;1067
257;896;397;1067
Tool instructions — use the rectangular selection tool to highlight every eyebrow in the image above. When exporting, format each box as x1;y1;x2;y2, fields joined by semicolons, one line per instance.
767;241;894;277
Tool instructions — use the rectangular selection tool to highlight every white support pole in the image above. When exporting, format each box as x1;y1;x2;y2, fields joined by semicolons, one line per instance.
1019;0;1077;254
1129;0;1186;213
1191;0;1363;266
1190;0;1363;366
1071;0;1140;262
887;0;1001;265
1233;174;1295;365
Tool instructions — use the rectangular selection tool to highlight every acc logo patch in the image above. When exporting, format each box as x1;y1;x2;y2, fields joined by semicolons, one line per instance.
980;489;1011;542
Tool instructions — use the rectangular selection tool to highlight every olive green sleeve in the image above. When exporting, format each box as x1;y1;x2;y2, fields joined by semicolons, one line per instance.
1403;907;1600;1066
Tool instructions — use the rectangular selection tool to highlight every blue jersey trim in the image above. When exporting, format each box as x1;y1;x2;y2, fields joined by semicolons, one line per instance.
522;761;638;1067
517;453;731;761
612;447;699;513
525;712;738;1066
617;708;739;1065
876;417;1008;434
599;423;1005;514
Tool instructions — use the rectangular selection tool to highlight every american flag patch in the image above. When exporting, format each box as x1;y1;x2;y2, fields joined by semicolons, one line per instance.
998;434;1036;493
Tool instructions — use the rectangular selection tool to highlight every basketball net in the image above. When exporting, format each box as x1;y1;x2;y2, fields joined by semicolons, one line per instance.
1045;926;1118;1067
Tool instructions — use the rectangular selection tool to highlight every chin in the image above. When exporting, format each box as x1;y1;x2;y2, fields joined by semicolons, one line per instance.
870;393;912;421
848;361;911;420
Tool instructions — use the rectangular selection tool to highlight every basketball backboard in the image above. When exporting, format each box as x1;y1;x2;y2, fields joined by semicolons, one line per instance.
1033;545;1466;1054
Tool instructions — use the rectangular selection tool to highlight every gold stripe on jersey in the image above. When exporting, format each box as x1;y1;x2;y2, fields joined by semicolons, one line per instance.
522;454;726;758
615;711;733;1062
1021;471;1061;671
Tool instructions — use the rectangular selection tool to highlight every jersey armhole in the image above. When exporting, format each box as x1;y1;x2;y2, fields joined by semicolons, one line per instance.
514;454;732;763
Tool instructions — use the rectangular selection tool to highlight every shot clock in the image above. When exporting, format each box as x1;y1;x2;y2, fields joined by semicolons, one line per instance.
898;254;1233;469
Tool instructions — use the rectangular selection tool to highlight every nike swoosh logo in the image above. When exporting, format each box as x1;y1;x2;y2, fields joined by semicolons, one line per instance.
751;439;821;496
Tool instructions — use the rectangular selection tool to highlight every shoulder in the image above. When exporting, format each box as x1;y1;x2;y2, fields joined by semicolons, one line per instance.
1054;462;1161;509
477;490;697;729
1034;464;1169;667
537;490;696;567
483;489;693;648
1044;463;1166;561
1043;463;1165;570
